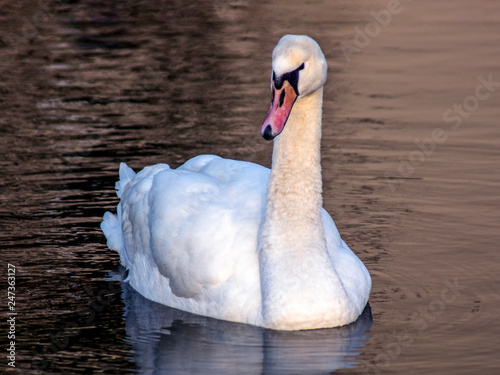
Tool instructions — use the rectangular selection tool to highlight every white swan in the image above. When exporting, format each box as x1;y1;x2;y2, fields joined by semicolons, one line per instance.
101;35;371;330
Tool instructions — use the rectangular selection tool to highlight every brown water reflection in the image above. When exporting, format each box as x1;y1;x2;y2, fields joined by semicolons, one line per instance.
1;0;499;373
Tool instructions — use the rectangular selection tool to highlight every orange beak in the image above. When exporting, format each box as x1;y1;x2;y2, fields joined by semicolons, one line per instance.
260;79;298;141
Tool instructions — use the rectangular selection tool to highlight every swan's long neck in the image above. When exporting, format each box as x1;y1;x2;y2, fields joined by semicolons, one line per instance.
259;87;346;329
264;87;325;246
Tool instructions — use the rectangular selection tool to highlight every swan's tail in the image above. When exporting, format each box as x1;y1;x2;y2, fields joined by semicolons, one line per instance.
101;163;136;259
101;211;123;252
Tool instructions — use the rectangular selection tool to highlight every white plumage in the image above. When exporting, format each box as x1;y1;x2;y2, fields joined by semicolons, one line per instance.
102;35;371;330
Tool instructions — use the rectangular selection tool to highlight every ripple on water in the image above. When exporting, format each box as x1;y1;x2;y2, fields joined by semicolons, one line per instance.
1;0;500;373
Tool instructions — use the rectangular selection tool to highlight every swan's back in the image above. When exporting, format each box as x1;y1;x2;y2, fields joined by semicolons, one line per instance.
102;155;270;324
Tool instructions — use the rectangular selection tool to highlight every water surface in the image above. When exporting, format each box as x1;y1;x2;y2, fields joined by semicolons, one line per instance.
1;0;499;373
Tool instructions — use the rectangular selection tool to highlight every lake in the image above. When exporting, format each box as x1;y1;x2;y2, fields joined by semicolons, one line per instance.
1;0;499;373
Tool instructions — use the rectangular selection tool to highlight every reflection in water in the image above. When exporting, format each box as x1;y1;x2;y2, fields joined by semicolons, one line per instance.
121;273;372;375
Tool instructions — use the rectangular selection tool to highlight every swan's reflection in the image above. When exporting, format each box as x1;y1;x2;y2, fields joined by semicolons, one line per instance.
120;275;372;375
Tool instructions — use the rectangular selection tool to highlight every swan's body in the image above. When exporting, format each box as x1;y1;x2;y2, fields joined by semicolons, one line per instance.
102;35;371;330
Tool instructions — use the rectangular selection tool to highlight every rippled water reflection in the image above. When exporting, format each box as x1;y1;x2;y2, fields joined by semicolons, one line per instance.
1;0;499;373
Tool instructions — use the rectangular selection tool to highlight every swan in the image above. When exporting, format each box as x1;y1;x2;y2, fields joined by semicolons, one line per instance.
101;35;371;330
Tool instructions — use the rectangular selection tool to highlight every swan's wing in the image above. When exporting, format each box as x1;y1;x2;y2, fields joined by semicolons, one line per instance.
117;155;269;299
149;155;269;298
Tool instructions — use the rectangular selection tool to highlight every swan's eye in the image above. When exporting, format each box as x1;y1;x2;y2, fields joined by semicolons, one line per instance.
273;63;305;95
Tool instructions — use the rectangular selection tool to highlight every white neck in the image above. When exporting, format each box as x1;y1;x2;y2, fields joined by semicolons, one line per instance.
264;87;325;247
259;87;346;329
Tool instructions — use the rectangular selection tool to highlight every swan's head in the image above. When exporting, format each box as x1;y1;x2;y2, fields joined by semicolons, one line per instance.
260;35;327;140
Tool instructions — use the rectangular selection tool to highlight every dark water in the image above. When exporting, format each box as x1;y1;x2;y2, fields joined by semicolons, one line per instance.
1;0;499;373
